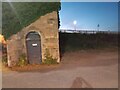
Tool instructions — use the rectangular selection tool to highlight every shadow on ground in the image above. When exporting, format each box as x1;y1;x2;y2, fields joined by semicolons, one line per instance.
71;77;93;88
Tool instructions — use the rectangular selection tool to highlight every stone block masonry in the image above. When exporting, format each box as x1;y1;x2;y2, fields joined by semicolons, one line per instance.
7;11;60;67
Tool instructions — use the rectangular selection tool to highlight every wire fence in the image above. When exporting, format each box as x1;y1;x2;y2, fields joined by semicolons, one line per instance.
59;29;118;34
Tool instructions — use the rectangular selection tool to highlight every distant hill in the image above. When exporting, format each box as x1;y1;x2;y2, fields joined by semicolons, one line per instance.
2;2;61;39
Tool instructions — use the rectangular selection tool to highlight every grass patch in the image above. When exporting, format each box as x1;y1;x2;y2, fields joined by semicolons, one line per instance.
43;48;58;65
17;53;27;67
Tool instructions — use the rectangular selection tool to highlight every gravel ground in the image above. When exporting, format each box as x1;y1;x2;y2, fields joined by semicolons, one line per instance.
2;48;118;88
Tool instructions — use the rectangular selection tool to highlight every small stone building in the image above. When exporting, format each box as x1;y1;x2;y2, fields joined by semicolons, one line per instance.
7;11;60;67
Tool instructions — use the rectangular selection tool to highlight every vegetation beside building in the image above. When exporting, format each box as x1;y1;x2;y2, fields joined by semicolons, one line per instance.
59;32;118;53
2;2;61;39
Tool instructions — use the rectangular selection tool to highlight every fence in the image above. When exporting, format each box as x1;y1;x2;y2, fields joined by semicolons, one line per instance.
59;29;118;34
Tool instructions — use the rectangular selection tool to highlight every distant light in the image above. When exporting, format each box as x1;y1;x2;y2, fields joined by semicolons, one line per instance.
7;0;11;2
73;20;77;25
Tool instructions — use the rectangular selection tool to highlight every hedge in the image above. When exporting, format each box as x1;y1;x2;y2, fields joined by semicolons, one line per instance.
2;2;61;39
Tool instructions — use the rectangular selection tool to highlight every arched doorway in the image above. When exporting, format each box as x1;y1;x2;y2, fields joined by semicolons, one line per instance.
26;31;42;64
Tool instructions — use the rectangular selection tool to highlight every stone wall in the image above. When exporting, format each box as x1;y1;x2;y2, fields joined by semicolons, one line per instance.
7;11;60;67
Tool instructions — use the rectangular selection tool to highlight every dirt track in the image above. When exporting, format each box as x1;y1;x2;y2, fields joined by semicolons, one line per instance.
2;48;118;88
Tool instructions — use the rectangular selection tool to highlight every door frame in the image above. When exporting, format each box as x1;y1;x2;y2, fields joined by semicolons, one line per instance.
25;30;42;64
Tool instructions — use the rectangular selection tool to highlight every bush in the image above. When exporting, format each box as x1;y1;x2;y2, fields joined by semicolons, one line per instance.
17;53;27;67
59;32;118;53
43;48;57;65
2;54;7;66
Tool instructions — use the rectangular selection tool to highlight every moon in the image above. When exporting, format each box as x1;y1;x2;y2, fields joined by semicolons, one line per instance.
73;20;77;25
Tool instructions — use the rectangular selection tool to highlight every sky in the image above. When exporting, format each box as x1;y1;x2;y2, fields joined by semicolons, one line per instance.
59;2;118;31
